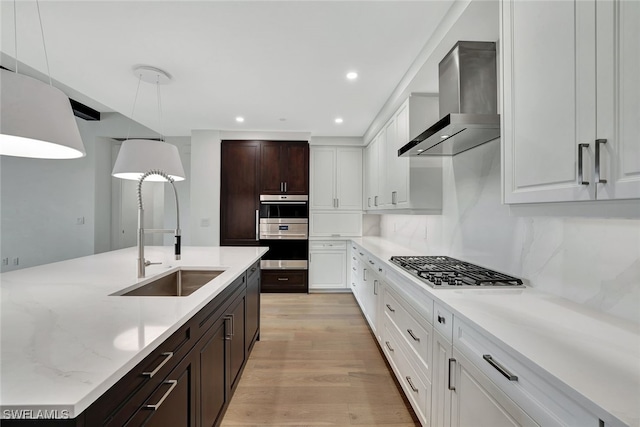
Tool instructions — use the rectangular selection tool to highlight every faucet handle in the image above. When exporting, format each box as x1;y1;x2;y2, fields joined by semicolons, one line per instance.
144;260;162;267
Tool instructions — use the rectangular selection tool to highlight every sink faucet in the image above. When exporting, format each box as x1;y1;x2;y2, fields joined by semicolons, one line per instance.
137;170;181;278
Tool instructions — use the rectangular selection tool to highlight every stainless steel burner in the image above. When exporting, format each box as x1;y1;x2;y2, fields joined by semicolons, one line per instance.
389;256;523;288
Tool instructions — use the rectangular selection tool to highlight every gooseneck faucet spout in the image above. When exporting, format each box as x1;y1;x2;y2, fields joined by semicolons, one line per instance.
137;170;181;278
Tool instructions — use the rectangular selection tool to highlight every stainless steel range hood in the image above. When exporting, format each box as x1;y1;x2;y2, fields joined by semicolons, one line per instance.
399;41;500;157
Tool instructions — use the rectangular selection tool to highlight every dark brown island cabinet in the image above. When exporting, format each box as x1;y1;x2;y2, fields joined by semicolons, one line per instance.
3;262;261;427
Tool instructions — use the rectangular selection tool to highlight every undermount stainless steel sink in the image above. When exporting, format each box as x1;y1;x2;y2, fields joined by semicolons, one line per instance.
117;269;225;297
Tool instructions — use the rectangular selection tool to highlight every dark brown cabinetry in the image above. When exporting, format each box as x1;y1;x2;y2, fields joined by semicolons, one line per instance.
261;269;308;293
221;141;261;246
245;261;260;352
260;141;309;195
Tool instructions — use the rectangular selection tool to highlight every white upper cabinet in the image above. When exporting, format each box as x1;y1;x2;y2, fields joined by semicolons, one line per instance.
595;0;640;200
310;146;362;210
365;94;443;213
502;0;640;204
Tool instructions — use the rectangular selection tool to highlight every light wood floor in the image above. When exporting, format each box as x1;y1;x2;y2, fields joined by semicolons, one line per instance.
221;293;420;426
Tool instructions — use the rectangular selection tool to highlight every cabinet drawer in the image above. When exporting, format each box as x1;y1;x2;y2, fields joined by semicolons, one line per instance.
261;270;308;293
382;320;431;427
433;302;453;342
365;254;386;277
454;318;599;426
384;286;432;376
310;240;347;250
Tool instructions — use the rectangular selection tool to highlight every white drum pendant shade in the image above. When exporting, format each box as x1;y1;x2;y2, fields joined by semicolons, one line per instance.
0;68;85;159
112;139;186;182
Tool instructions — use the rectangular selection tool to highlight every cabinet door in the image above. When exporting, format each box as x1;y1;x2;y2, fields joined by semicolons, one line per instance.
309;250;347;289
336;147;363;210
284;143;309;194
245;267;260;353
451;350;539;427
310;147;336;209
199;317;228;427
502;0;597;203
431;331;452;427
260;142;284;194
365;138;379;209
391;101;410;207
596;0;640;200
126;353;196;427
228;293;246;392
221;141;260;246
377;127;389;207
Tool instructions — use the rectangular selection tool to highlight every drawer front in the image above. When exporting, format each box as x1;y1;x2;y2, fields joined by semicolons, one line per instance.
384;286;432;376
366;254;386;277
261;270;308;293
310;240;347;250
433;302;453;342
454;318;599;427
383;320;431;427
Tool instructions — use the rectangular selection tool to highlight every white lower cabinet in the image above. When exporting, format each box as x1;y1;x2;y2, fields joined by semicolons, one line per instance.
309;241;347;290
351;242;602;427
451;349;539;427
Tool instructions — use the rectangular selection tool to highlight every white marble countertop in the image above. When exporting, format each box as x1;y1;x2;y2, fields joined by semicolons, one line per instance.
353;236;640;427
0;245;268;420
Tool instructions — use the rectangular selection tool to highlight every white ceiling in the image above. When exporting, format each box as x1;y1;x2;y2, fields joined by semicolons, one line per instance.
1;0;458;138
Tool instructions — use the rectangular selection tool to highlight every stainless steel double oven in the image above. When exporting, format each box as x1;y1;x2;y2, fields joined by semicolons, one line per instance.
258;195;308;270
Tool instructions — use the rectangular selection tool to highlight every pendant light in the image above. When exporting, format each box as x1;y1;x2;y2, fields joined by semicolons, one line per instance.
0;0;85;159
112;66;185;182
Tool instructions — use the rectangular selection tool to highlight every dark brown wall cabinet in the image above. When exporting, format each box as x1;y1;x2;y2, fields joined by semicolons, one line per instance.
221;140;309;247
260;141;309;195
7;263;262;427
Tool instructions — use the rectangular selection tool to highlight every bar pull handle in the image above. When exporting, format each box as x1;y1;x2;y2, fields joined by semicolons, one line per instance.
437;315;446;324
392;191;397;205
368;260;374;265
483;354;518;381
145;380;178;410
386;303;395;313
255;210;259;241
373;279;378;295
407;329;420;342
406;376;419;393
280;182;283;192
277;277;289;281
224;314;235;340
385;341;394;352
448;358;456;391
374;195;379;206
336;198;339;208
596;139;607;184
142;352;173;378
363;268;367;281
578;143;590;185
284;182;287;193
368;197;371;207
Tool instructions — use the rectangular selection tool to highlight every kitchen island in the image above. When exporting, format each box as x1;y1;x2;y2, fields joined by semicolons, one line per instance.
0;245;267;424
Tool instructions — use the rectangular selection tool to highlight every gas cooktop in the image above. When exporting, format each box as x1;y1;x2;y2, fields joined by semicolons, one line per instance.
389;256;524;288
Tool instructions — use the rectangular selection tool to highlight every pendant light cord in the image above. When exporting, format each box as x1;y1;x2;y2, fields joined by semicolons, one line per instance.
156;77;165;142
125;74;143;141
35;0;52;85
13;0;18;73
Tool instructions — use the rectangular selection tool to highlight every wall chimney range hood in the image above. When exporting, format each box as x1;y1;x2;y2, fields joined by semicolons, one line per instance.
398;41;500;157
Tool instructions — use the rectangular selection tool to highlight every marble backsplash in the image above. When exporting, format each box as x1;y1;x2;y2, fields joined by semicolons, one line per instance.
369;140;640;324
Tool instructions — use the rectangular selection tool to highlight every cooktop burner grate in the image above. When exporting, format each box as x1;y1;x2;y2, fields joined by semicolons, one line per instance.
389;256;523;287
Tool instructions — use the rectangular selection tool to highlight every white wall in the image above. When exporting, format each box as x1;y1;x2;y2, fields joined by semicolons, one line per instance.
373;139;640;324
0;113;163;272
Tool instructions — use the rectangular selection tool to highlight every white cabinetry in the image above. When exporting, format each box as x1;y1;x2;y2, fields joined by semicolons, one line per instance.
501;0;640;203
310;146;362;210
365;94;442;213
309;241;347;291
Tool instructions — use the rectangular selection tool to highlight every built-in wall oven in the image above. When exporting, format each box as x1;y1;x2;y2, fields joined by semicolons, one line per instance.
259;195;308;270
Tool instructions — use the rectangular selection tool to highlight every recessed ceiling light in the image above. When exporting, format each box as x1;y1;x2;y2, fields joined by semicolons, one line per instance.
417;149;425;152
346;71;358;80
440;134;449;139
335;118;344;124
235;116;244;123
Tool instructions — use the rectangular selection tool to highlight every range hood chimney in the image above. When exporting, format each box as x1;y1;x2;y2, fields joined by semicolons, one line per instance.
398;41;500;156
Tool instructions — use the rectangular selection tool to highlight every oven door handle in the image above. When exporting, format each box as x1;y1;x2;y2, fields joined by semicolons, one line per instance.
260;201;307;205
255;210;259;241
260;233;308;237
